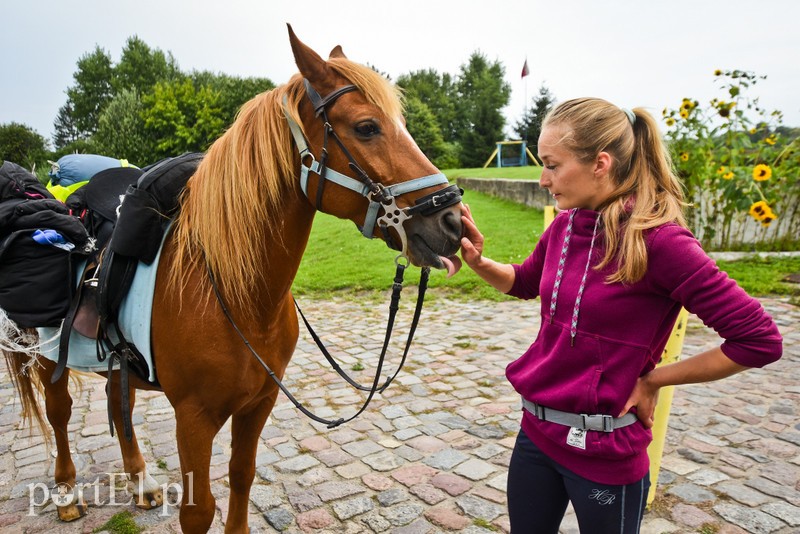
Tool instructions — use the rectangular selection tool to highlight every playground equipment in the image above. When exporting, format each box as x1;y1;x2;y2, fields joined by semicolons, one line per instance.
483;140;539;168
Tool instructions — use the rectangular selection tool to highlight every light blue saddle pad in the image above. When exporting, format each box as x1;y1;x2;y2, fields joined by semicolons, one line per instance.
37;231;169;383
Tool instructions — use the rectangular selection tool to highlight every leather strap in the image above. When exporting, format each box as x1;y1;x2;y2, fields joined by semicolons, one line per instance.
53;260;95;383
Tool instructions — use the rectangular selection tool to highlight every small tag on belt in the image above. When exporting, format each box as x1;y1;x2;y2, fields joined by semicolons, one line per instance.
566;427;587;449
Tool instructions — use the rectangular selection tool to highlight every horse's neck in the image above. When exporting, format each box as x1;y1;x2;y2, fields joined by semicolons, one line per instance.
251;191;316;310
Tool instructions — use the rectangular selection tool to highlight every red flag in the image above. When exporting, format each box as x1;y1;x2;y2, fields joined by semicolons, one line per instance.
521;59;530;79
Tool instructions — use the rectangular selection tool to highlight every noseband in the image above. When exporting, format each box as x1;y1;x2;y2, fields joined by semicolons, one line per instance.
283;79;462;262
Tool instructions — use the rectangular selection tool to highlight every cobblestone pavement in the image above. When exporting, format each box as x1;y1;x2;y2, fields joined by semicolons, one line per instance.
0;292;798;533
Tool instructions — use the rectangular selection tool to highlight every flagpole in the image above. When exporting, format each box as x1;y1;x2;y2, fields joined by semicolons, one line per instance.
521;57;530;130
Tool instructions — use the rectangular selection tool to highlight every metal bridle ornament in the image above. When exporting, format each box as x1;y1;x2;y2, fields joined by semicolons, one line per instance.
208;79;462;428
283;79;462;263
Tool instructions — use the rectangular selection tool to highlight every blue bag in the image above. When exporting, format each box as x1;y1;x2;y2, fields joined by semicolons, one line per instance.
48;154;134;186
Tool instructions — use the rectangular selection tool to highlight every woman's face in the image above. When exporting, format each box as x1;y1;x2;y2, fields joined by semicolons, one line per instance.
537;125;612;211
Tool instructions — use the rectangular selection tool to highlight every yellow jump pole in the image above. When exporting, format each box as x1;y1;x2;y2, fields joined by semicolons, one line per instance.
541;208;687;507
646;307;688;506
543;205;555;228
482;147;499;168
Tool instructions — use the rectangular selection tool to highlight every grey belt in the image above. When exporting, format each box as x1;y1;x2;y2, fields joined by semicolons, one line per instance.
522;397;638;433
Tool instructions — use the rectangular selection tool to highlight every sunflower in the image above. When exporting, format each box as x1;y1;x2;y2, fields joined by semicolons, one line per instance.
714;69;723;76
748;200;770;220
666;118;676;127
752;164;772;181
680;152;689;162
761;211;777;227
680;109;689;119
717;101;735;118
717;166;734;179
750;203;778;226
765;135;777;145
749;128;757;135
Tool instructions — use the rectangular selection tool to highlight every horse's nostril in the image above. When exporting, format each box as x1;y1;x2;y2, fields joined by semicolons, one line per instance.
440;211;463;240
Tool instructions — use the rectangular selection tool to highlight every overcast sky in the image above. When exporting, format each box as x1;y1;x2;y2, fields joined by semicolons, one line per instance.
3;0;799;144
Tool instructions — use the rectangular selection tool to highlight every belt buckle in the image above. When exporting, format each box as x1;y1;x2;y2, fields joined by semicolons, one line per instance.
581;414;614;432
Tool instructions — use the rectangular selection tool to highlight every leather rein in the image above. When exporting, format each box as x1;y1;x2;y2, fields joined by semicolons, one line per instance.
208;79;461;428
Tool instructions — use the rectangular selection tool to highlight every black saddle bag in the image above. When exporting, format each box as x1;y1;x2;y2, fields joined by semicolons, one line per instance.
0;230;79;328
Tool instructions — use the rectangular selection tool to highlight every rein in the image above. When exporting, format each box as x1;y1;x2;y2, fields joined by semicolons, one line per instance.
207;78;459;428
208;262;430;428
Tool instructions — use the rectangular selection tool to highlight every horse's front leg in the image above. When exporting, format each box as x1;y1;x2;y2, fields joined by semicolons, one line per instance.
173;401;225;533
108;372;163;509
225;389;280;533
37;357;86;521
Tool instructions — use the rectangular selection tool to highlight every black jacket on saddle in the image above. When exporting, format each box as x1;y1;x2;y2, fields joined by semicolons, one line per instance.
0;161;91;328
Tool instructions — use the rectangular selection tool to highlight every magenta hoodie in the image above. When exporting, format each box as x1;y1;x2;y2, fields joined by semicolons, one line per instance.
506;209;783;485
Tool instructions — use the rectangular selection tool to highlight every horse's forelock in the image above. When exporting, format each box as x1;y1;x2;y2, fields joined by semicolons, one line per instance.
327;59;404;120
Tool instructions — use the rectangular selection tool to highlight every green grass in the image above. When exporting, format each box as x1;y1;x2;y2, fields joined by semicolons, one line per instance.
294;187;799;302
716;256;800;298
93;511;142;534
443;166;542;180
293;189;543;301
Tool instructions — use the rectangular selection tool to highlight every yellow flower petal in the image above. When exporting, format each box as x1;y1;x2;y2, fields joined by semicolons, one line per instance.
752;164;772;181
749;200;770;220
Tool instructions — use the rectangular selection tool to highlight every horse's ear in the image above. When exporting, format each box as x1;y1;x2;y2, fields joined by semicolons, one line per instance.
287;24;331;85
329;45;347;59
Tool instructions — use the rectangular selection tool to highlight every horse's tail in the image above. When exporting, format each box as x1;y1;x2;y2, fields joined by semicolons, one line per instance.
0;309;50;443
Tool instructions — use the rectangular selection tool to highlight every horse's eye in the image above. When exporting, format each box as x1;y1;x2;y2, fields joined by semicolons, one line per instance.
354;122;380;138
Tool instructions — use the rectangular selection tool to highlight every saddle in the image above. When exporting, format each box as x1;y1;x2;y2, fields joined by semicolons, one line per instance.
53;153;203;440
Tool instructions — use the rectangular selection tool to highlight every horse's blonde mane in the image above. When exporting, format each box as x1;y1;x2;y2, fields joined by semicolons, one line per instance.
168;58;403;310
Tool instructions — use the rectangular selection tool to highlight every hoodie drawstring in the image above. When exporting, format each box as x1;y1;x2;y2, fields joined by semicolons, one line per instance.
549;209;600;346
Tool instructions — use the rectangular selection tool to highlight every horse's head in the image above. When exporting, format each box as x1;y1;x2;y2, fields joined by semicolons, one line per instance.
285;25;463;275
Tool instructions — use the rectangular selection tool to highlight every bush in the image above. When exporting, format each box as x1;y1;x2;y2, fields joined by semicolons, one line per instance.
0;122;50;172
663;70;799;250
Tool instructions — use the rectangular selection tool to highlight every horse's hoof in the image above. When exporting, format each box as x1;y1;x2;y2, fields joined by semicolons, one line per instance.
135;488;164;509
57;500;86;521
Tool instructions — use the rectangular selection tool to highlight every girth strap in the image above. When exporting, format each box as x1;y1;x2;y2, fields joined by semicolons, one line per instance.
52;260;95;383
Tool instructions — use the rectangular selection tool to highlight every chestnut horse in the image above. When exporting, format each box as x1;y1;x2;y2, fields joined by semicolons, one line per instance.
2;26;462;533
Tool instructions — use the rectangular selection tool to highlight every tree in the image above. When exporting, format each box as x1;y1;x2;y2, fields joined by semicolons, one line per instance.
141;78;225;159
113;36;181;94
454;52;511;168
66;46;115;138
94;88;153;166
397;69;458;143
53;100;80;150
190;71;275;127
514;84;556;162
403;95;459;169
0;122;49;171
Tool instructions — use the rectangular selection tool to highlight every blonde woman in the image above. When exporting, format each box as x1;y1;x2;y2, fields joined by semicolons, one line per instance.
459;98;783;533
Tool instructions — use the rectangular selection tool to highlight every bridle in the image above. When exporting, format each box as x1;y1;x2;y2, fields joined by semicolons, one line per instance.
284;79;462;263
207;79;462;428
